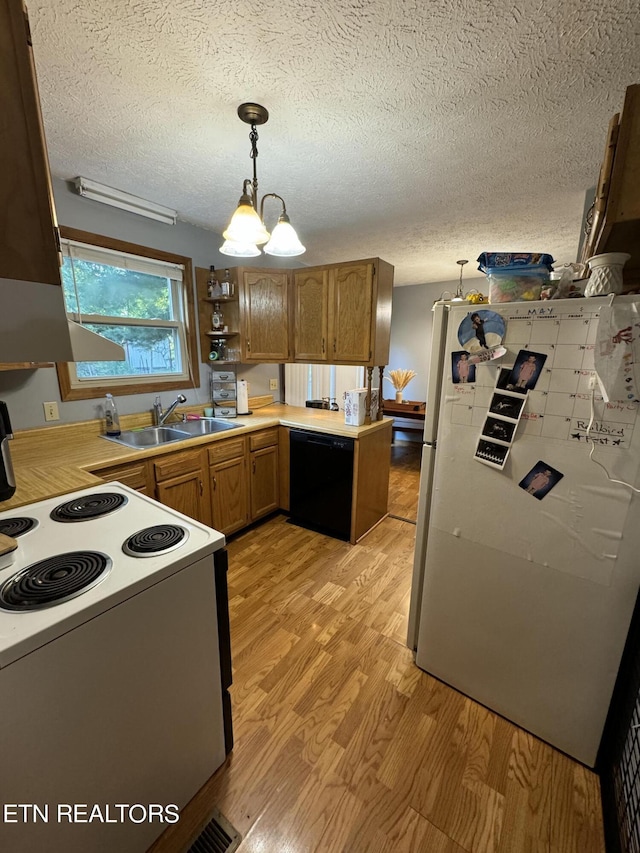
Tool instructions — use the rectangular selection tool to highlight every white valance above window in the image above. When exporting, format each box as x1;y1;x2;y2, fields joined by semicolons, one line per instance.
61;239;184;282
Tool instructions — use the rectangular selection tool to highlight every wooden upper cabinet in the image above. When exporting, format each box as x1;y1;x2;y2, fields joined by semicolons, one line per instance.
330;263;374;363
0;0;61;286
582;84;640;285
240;269;290;362
294;259;394;366
201;258;394;366
293;268;330;361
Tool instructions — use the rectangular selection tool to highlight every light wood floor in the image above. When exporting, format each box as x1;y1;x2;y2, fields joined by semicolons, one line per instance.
150;445;605;853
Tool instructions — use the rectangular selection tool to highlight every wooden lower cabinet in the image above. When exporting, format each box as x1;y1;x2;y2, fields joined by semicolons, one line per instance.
93;459;152;495
249;429;279;521
153;449;211;526
250;445;279;520
208;437;249;536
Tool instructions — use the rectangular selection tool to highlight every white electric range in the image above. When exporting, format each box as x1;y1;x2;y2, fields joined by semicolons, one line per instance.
0;483;230;853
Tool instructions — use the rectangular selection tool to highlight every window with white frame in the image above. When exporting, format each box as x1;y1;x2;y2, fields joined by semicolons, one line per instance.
60;238;191;390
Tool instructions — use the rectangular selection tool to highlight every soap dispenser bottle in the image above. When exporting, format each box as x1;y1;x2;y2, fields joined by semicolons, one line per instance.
104;393;121;437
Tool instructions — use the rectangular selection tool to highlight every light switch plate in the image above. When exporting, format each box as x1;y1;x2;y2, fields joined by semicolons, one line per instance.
43;401;59;421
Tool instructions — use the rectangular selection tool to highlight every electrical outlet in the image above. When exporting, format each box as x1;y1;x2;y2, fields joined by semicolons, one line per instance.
588;374;598;390
269;378;278;390
43;401;60;421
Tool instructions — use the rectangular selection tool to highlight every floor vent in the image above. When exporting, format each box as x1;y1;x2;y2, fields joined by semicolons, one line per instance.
187;808;241;853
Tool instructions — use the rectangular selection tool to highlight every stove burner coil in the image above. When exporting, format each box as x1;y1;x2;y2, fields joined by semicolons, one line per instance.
123;525;188;557
50;492;128;522
0;517;37;538
0;551;111;611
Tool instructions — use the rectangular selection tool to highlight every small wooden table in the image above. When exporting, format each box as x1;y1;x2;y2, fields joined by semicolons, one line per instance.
381;400;426;440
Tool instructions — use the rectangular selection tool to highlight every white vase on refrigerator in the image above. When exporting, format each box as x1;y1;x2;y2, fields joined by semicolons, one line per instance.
585;252;631;296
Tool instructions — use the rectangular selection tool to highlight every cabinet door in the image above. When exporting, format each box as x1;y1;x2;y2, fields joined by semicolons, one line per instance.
210;456;249;535
250;446;279;520
330;263;374;363
156;470;208;524
293;268;329;361
1;0;61;286
241;271;290;361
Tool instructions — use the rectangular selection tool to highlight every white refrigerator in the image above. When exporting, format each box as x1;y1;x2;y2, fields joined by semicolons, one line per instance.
407;295;640;767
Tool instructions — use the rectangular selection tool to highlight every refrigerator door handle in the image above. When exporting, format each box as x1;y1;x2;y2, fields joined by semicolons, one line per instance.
407;442;437;650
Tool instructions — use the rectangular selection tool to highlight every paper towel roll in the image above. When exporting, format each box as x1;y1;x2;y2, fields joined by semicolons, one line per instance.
236;379;250;415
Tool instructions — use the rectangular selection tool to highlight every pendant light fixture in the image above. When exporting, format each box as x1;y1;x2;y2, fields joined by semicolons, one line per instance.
453;259;468;301
435;259;469;303
220;103;305;258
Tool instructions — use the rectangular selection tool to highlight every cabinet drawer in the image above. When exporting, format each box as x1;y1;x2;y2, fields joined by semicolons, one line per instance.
208;437;246;465
214;405;237;418
96;462;149;491
213;386;236;402
211;370;236;383
154;450;202;482
249;428;279;451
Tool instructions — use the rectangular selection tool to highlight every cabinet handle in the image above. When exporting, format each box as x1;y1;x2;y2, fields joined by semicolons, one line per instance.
212;477;216;490
199;479;204;496
333;339;336;352
252;459;256;474
322;337;325;353
247;339;251;352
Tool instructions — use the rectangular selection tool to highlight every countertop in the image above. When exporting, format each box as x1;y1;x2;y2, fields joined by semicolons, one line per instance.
5;404;392;510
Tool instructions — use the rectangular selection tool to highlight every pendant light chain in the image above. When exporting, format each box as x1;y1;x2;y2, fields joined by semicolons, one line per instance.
249;123;259;207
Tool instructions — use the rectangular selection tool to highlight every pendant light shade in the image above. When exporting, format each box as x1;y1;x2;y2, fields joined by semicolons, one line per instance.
220;103;305;258
220;238;261;257
263;213;305;257
222;189;270;245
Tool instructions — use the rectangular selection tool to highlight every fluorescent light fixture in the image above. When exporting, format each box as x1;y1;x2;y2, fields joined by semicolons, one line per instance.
74;177;177;225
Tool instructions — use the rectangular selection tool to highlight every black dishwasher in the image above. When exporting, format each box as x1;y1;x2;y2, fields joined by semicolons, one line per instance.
289;429;354;540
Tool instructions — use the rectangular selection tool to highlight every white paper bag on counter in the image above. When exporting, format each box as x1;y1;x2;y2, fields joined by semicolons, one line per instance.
344;389;368;425
595;300;640;402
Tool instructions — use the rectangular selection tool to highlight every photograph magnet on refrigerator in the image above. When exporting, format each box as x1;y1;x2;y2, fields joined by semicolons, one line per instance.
518;461;564;500
474;437;510;469
452;351;476;384
488;392;526;421
504;350;548;393
457;310;506;353
481;416;517;444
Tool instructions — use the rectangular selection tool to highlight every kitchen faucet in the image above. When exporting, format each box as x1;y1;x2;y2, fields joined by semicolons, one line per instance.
154;394;187;425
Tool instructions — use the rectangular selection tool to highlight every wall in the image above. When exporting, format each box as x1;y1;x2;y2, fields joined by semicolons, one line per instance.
387;278;479;440
0;178;298;429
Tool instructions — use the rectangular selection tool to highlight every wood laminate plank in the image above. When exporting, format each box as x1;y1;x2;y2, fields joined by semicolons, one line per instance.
149;448;605;853
549;749;605;853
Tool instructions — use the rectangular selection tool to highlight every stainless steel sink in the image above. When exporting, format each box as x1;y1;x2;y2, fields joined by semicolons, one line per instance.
100;419;241;449
101;426;192;449
176;418;241;436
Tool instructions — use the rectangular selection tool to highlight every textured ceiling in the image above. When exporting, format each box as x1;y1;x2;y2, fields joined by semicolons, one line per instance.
30;0;640;285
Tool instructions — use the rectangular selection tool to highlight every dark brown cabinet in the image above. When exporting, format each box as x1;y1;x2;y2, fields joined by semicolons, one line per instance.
581;84;640;287
1;0;61;288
